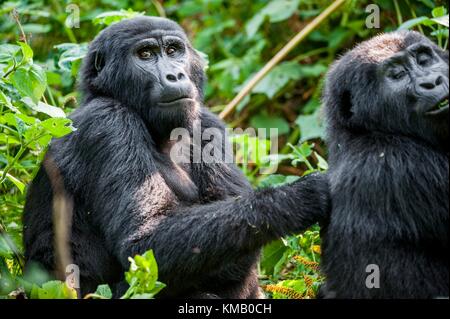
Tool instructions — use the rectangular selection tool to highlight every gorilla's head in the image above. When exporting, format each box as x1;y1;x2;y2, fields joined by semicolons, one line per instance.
323;31;449;147
80;16;206;140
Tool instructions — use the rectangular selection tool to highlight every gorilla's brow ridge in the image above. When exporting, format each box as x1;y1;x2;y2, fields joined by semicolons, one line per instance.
142;29;188;41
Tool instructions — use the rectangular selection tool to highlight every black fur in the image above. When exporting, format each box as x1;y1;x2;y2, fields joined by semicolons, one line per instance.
321;31;449;298
23;17;329;298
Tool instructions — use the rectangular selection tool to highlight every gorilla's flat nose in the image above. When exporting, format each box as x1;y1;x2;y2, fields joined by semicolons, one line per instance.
166;72;186;83
419;75;444;90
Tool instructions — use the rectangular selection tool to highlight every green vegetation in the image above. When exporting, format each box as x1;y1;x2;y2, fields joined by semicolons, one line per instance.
0;0;448;299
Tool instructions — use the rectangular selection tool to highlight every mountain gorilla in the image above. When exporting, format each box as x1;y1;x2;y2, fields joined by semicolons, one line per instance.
23;17;329;298
321;31;449;298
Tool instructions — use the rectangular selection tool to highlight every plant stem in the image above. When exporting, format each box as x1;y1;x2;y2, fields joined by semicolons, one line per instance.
405;0;424;34
0;134;48;183
393;0;403;26
219;0;347;119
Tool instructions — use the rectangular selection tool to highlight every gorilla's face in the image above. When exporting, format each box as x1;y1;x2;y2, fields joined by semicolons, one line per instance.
81;17;206;140
378;40;449;120
132;33;196;107
324;31;449;146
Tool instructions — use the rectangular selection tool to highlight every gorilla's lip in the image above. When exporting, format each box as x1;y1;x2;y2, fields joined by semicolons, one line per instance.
425;96;449;116
157;97;194;106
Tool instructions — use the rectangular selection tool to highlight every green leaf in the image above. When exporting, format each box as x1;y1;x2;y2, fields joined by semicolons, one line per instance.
41;118;74;138
22;97;66;118
314;152;329;171
22;24;52;34
18;42;33;64
253;62;326;99
398;17;431;30
261;240;289;276
246;0;300;37
121;250;165;299
432;6;447;18
10;64;47;103
258;174;300;188
295;110;325;142
250;113;290;137
0;90;19;112
0;171;25;193
432;15;449;27
54;43;88;72
94;284;112;299
0;44;20;64
93;9;145;26
30;281;77;299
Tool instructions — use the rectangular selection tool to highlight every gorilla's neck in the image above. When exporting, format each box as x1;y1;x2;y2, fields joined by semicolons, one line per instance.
145;103;199;146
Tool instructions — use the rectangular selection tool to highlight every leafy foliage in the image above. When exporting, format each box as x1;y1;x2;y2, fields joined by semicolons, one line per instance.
0;0;448;299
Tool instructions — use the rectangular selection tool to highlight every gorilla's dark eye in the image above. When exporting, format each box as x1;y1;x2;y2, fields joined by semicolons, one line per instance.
388;68;406;80
137;48;153;60
417;52;431;66
166;46;177;56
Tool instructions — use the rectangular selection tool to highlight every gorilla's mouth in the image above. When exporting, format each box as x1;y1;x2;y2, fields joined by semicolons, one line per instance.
426;96;449;116
158;97;194;106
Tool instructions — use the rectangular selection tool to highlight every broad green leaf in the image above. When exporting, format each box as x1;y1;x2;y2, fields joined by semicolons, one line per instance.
432;15;449;27
398;17;431;30
54;43;88;72
30;281;77;299
94;284;113;299
261;240;289;276
121;250;165;299
0;90;19;112
295;110;325;142
22;97;66;118
18;42;33;64
0;44;20;63
22;24;51;34
10;64;47;103
246;0;300;37
314;152;329;171
93;9;144;26
0;171;25;193
41;118;74;138
432;6;447;18
2;113;28;136
253;62;326;99
250;113;290;137
259;174;300;188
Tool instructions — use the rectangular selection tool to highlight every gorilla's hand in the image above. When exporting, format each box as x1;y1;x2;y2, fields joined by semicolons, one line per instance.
290;172;331;225
252;172;331;236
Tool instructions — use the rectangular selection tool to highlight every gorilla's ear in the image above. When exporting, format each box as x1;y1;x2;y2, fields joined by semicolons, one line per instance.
81;47;105;83
79;46;106;98
94;51;105;73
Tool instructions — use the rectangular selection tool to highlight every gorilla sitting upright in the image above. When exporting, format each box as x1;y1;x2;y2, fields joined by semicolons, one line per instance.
23;17;330;298
321;31;448;298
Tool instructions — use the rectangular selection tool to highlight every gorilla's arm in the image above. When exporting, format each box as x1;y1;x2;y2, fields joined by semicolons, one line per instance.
56;100;329;287
127;174;328;286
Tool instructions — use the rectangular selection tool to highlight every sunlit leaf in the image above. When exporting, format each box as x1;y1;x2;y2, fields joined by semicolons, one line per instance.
10;64;47;103
93;9;144;26
295;110;325;142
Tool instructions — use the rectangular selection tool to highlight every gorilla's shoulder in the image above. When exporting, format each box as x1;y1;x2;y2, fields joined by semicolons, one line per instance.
50;98;146;152
199;107;226;131
70;98;144;130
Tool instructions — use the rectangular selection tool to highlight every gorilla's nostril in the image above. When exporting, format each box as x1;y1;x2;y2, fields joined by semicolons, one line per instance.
435;75;444;85
177;73;185;80
166;74;177;82
420;82;435;90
